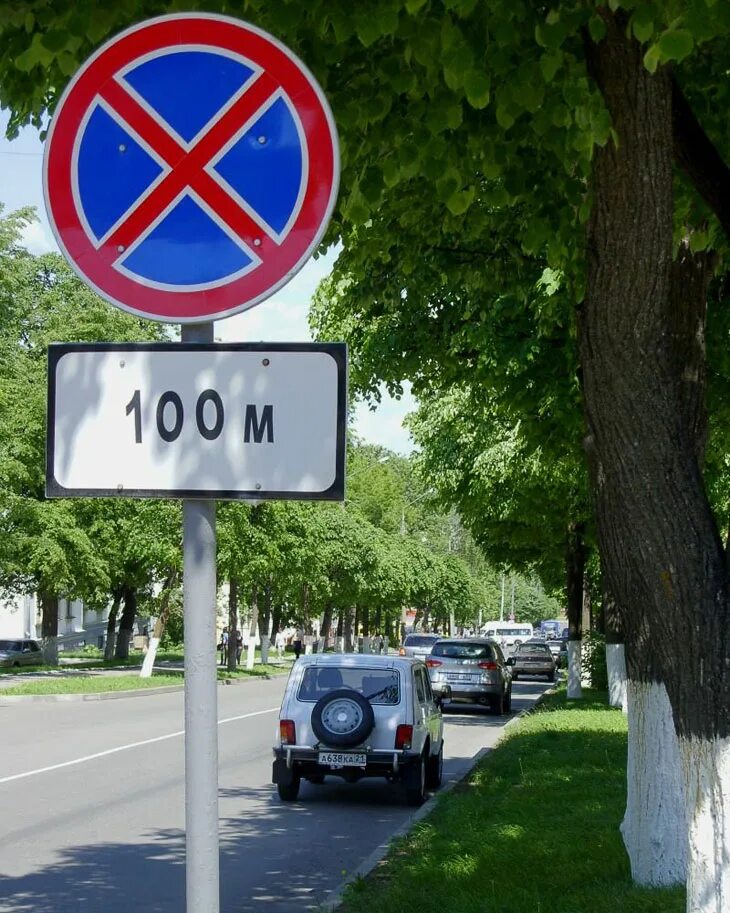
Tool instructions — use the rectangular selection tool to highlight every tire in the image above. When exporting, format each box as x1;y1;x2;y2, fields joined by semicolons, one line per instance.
277;775;301;801
307;775;325;784
12;662;20;668
491;691;505;715
549;670;557;683
425;741;443;789
405;752;427;806
512;673;519;681
311;689;375;748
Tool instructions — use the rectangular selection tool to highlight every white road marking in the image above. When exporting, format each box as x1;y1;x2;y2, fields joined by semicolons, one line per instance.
0;706;279;785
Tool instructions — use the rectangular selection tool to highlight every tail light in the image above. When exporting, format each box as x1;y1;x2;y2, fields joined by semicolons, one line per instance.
395;724;413;750
399;647;406;656
280;720;296;745
425;658;442;668
478;661;498;670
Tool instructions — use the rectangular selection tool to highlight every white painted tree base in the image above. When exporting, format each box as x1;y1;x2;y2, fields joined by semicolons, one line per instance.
245;640;256;670
139;636;160;678
681;735;730;913
567;640;582;699
606;643;628;711
621;680;686;886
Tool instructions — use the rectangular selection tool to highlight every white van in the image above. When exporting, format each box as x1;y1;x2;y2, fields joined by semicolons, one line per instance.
480;621;534;649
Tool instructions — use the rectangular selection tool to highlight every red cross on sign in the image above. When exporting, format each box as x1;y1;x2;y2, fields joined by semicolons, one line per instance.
43;14;340;323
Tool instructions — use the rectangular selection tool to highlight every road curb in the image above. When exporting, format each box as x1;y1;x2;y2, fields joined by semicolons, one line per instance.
318;694;544;913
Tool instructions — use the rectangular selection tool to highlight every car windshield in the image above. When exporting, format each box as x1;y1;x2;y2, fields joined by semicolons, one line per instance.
298;667;400;704
404;636;437;647
516;644;551;655
0;640;21;651
431;642;493;660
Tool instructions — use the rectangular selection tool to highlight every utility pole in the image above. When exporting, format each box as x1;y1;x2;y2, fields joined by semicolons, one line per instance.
510;576;515;621
500;574;505;622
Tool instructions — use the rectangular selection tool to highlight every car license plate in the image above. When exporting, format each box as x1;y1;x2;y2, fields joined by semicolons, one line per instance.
318;751;366;767
447;673;475;682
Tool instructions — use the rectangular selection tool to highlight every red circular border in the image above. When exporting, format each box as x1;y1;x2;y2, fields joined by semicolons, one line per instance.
44;15;339;323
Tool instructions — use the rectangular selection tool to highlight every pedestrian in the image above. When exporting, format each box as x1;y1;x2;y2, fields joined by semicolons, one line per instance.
236;629;243;665
275;627;286;659
293;626;304;660
219;627;228;666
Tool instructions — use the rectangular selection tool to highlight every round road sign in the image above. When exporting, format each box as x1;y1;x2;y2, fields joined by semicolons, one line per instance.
43;14;339;323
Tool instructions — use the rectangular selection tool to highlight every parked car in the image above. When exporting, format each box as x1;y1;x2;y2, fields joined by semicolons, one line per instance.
399;633;440;659
426;638;512;714
272;653;446;806
508;640;557;681
0;639;43;668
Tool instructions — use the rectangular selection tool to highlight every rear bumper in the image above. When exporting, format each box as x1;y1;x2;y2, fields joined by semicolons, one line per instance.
431;680;500;701
513;664;554;676
272;746;421;783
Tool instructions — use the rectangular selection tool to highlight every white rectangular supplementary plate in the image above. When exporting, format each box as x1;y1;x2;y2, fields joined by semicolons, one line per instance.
46;343;347;500
318;752;367;767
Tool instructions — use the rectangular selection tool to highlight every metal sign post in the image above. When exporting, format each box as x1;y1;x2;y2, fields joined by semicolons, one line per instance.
181;321;219;913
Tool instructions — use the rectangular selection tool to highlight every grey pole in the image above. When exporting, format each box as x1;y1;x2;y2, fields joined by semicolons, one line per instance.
182;321;219;913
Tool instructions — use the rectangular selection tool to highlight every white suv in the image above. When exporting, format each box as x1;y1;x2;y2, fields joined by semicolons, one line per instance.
272;653;447;806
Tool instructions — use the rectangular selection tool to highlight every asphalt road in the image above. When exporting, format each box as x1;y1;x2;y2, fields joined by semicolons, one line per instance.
0;673;551;912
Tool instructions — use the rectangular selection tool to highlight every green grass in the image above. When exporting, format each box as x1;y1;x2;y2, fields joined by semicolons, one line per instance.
0;674;185;695
339;688;685;913
218;662;291;680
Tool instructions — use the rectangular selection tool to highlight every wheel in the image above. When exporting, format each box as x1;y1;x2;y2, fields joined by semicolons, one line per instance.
311;689;375;748
549;670;557;683
11;662;20;668
277;775;301;801
504;686;512;713
425;741;443;789
512;673;519;681
405;752;427;806
307;775;325;784
491;691;505;715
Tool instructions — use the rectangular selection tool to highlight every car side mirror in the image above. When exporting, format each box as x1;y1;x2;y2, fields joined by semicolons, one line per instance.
506;657;515;666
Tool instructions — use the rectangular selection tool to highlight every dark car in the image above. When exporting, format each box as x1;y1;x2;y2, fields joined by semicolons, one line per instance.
508;640;557;682
0;639;43;669
426;638;512;714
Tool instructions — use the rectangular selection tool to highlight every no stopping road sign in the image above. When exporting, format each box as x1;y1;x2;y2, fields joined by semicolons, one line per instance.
43;14;339;323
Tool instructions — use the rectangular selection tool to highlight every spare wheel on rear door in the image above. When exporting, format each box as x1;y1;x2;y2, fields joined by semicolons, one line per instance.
311;689;375;747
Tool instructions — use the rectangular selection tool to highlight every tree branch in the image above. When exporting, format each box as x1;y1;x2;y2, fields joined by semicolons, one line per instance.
672;77;730;239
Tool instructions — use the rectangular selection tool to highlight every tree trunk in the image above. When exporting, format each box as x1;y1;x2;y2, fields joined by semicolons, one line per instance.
581;14;726;909
246;586;258;670
361;603;370;653
39;591;58;665
228;577;238;672
344;605;355;653
115;586;136;659
565;523;586;699
335;610;344;651
104;589;122;661
260;583;272;664
140;570;177;679
320;603;334;651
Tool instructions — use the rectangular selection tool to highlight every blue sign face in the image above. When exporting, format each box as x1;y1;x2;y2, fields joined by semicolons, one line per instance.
74;49;305;290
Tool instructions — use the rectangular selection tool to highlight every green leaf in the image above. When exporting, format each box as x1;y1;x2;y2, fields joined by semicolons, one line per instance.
540;51;563;82
643;43;661;73
405;0;428;12
464;70;490;109
446;186;475;216
588;15;607;43
657;28;694;62
496;105;515;130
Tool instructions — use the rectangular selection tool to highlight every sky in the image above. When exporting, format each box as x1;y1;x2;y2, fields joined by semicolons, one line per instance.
0;112;416;456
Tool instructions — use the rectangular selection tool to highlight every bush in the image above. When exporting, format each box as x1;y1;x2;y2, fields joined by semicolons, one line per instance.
581;631;608;690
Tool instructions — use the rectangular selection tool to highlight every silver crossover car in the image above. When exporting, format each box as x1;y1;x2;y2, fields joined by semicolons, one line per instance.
0;639;43;668
426;638;512;714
